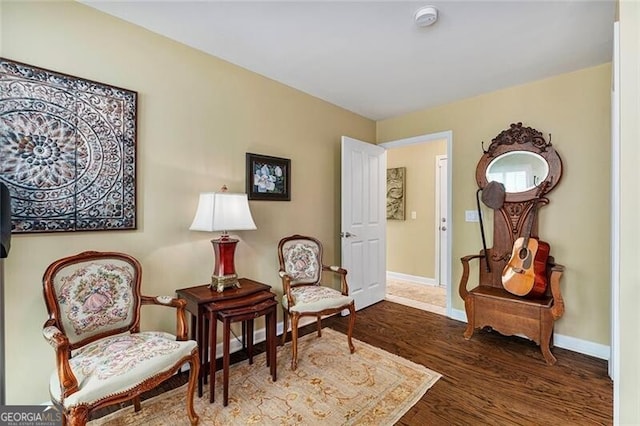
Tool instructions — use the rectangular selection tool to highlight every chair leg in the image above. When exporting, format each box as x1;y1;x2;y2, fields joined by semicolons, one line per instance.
133;396;141;412
347;302;356;354
67;406;89;426
281;307;289;346
290;313;300;370
186;351;200;425
316;316;322;337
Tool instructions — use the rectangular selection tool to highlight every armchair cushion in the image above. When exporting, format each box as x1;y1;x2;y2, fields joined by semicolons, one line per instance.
50;331;196;408
282;286;353;313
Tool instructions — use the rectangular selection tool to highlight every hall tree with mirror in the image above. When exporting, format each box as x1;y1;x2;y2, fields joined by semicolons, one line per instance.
459;122;565;365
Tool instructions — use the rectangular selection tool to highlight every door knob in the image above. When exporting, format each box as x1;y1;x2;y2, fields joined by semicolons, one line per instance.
340;231;357;238
441;226;447;231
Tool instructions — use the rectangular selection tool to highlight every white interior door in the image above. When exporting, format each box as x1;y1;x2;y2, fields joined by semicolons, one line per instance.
341;136;386;310
435;155;448;288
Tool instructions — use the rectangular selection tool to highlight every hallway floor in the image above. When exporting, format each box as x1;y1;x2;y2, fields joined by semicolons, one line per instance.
385;279;446;315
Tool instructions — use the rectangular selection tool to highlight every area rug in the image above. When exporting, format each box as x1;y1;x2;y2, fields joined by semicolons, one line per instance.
90;328;441;425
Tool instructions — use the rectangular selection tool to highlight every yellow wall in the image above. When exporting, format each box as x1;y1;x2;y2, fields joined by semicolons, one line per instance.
386;141;446;279
1;1;375;404
377;64;612;346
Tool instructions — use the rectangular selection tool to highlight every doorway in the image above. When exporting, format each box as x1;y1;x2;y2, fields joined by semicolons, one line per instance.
379;131;452;316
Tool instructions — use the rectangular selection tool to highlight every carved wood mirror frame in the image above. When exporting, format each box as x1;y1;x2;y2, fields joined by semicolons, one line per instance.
476;122;562;203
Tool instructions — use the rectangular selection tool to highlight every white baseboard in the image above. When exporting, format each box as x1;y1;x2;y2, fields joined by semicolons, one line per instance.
449;308;610;361
450;307;467;323
554;334;610;360
386;271;437;286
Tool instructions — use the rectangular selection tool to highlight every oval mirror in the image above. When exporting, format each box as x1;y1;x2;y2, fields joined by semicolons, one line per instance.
486;151;549;193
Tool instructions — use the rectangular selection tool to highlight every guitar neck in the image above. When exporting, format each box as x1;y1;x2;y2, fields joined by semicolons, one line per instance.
521;182;550;246
521;201;538;246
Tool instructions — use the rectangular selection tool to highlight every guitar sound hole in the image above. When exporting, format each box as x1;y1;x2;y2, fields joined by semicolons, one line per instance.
518;248;529;259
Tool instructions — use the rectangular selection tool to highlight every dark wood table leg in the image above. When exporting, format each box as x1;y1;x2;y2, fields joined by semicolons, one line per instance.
197;308;204;398
265;313;270;368
247;319;254;364
189;313;196;341
272;306;277;380
242;321;247;350
203;316;209;385
209;309;217;404
268;306;277;381
222;316;231;407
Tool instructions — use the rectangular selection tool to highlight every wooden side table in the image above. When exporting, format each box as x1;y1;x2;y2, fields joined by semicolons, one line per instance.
176;278;275;398
216;298;278;406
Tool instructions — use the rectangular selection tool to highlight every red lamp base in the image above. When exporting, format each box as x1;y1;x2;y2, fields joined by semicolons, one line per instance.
210;235;242;292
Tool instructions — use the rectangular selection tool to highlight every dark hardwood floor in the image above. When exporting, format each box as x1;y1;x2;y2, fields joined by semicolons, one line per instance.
325;301;613;426
92;300;613;425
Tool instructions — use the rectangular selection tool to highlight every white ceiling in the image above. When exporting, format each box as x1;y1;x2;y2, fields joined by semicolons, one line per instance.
82;0;616;121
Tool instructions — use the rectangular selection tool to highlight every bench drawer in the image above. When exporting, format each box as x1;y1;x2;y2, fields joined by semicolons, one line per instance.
473;294;542;342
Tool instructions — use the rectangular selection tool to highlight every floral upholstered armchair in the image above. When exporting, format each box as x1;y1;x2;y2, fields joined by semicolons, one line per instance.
277;235;356;370
41;251;199;425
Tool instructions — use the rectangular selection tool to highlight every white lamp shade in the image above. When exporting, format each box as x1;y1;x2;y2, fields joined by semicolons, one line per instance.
189;192;257;232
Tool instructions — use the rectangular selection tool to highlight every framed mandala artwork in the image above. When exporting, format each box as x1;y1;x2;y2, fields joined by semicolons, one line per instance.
0;58;137;233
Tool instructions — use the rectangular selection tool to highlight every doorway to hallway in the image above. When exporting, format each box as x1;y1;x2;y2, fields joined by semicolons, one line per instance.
380;131;452;317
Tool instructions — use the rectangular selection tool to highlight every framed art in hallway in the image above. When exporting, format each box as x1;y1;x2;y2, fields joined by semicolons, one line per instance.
386;167;406;220
246;153;291;201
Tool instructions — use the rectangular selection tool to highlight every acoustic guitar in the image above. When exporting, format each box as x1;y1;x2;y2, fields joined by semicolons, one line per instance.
501;183;550;297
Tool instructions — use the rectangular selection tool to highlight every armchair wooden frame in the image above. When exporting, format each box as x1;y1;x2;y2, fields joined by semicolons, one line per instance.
278;235;356;370
42;251;200;425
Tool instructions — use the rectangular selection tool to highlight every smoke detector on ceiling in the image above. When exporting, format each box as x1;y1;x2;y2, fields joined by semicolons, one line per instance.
414;6;439;27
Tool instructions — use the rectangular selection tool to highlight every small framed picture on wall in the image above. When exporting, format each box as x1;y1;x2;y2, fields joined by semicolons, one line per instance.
246;153;291;201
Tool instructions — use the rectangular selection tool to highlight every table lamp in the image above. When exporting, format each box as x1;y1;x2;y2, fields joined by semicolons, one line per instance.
189;186;257;292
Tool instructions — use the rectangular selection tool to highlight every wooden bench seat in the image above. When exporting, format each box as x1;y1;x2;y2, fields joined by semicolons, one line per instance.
459;251;565;365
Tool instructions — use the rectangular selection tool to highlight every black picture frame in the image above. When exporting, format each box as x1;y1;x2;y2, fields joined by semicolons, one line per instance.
246;153;291;201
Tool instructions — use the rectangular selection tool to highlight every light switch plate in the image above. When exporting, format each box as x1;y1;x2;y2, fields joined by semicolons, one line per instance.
411;211;417;219
465;210;480;222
